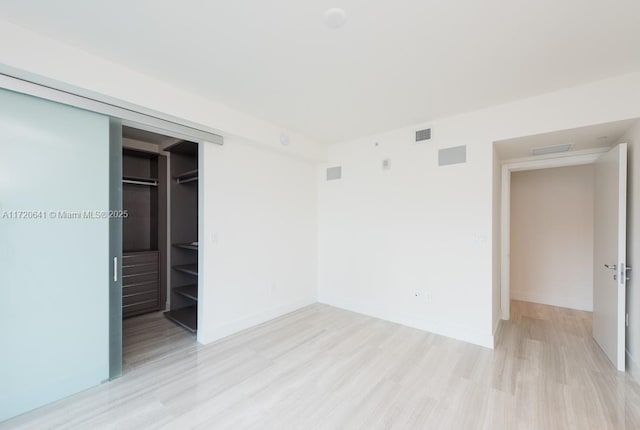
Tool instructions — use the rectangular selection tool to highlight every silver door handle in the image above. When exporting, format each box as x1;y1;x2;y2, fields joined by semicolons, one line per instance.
113;257;118;282
604;264;617;270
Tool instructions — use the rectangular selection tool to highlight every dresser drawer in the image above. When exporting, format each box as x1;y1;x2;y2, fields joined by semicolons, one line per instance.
123;262;158;277
122;271;158;286
122;250;160;318
123;299;159;318
123;280;158;296
123;290;158;307
123;251;159;266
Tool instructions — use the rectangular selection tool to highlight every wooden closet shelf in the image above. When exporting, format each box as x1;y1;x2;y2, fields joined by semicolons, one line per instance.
164;306;197;332
173;264;198;276
173;284;198;301
173;242;198;251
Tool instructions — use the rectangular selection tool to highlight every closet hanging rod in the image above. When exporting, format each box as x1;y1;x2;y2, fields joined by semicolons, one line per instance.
122;179;158;187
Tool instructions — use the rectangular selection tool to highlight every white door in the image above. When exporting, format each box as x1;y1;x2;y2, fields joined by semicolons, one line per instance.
593;143;627;371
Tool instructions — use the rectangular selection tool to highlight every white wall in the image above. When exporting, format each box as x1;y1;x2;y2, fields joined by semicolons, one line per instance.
199;137;318;344
317;122;496;348
318;72;640;349
620;120;640;380
510;165;594;311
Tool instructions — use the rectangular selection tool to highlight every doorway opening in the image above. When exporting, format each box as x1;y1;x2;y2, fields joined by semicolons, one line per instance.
120;126;200;373
495;118;639;372
509;163;596;313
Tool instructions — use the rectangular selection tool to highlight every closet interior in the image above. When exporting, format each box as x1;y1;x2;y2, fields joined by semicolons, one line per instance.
164;140;199;332
122;146;166;318
121;126;199;368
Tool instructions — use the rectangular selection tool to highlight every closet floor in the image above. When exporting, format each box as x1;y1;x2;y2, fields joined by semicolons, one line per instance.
123;311;196;372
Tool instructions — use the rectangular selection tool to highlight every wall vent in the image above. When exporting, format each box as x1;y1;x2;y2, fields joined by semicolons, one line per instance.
438;145;466;166
531;143;573;156
326;166;342;180
415;128;432;142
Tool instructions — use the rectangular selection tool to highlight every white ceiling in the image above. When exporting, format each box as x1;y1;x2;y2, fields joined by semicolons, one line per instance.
1;1;640;144
494;118;639;160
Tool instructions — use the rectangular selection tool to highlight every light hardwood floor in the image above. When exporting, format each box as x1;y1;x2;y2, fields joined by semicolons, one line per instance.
122;311;196;373
3;301;640;429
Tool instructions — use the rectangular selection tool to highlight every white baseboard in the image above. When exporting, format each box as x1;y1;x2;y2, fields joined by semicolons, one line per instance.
318;299;494;349
198;298;316;344
627;349;640;382
510;290;592;312
199;297;495;350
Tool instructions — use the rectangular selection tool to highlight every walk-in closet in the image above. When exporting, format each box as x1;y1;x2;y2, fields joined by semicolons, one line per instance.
0;78;222;419
121;126;199;371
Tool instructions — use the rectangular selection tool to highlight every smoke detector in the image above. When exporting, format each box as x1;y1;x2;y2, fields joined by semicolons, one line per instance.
324;8;347;28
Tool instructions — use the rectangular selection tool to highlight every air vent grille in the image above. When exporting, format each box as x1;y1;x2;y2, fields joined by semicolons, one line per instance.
326;166;342;181
438;145;466;166
416;128;432;142
531;144;573;156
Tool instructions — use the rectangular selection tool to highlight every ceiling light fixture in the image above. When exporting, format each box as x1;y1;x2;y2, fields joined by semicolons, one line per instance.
324;8;347;29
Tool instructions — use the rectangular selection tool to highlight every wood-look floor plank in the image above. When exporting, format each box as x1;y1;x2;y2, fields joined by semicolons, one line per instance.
2;301;640;429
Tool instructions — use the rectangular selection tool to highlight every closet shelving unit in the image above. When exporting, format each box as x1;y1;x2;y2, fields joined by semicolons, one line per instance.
121;149;167;319
164;306;197;332
174;242;198;251
173;264;198;277
173;284;198;301
164;140;199;333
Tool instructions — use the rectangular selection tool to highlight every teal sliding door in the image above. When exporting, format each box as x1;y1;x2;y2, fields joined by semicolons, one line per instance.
0;88;112;421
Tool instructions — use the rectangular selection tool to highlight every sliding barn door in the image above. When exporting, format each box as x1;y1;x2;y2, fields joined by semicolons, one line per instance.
0;88;113;420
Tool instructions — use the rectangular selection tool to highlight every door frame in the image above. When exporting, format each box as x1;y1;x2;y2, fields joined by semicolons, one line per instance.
500;149;608;320
109;118;123;380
